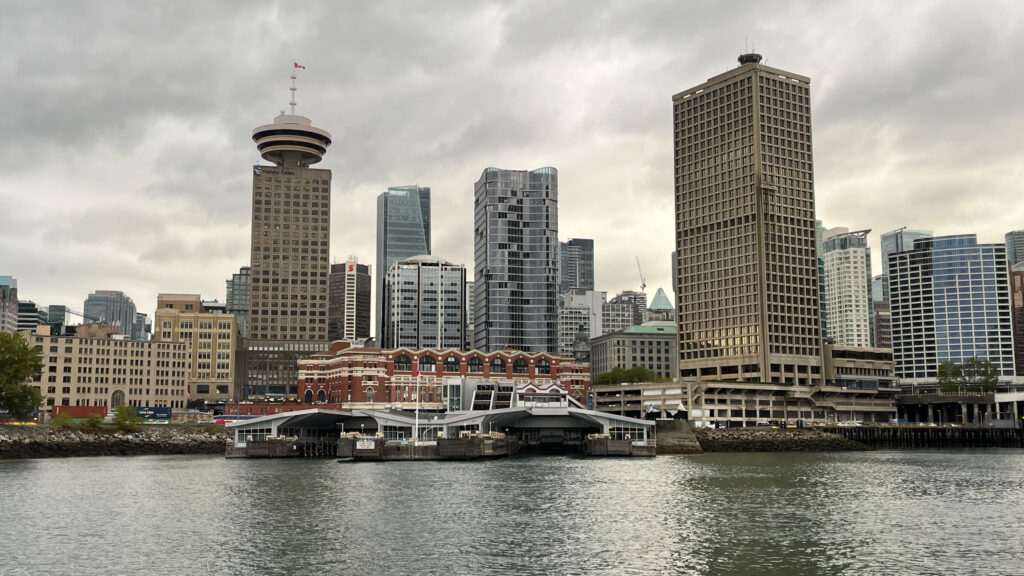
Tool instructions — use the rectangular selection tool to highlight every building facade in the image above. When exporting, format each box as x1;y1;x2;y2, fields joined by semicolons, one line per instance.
602;299;637;335
879;228;932;302
821;227;872;347
153;294;239;405
1010;270;1024;376
871;300;892;349
889;235;1015;384
589;322;678;380
1005;230;1024;268
21;325;190;413
559;238;595;293
674;53;823;385
473;167;559;353
83;290;138;338
226;266;251;339
465;280;475;350
0;276;18;332
328;256;371;342
297;343;590;408
376;185;431;340
247;105;333;399
381;255;465;349
557;289;606;356
17;301;48;332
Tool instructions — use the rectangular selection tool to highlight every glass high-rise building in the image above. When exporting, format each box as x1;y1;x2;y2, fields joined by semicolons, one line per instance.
889;234;1014;382
879;228;932;302
1004;230;1024;268
83;290;138;338
559;238;594;293
381;255;465;349
473;167;559;353
674;54;822;385
225;266;250;339
376;185;431;340
246;96;333;398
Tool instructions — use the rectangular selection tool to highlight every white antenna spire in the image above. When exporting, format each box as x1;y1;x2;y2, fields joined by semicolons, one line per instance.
289;71;298;115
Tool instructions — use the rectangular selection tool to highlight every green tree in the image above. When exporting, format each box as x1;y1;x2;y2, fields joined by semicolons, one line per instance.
936;361;964;394
936;358;999;394
961;357;999;393
0;332;44;421
113;404;140;431
594;366;661;386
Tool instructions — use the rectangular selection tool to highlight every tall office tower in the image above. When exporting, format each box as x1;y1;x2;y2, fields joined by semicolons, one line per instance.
376;186;431;340
381;255;465;349
1011;270;1024;375
464;280;475;349
674;53;823;385
871;300;892;349
328;256;371;342
83;290;138;338
154;294;239;405
46;305;67;334
608;290;647;327
473;167;559;353
871;275;885;302
131;312;151;341
0;276;17;332
821;227;873;347
17;301;47;332
879;228;932;302
559;238;595;293
890;235;1015;384
226;266;251;339
1005;230;1024;268
246;82;333;399
557;289;606;355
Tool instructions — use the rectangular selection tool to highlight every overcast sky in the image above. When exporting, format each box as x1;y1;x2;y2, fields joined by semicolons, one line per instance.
2;0;1023;325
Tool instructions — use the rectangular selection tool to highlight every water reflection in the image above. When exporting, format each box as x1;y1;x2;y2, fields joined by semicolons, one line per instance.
1;451;1023;575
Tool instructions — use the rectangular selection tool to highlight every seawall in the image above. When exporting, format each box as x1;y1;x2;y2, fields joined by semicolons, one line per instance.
0;425;232;459
694;427;870;452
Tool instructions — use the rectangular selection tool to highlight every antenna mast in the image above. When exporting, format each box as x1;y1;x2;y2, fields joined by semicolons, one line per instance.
289;71;298;115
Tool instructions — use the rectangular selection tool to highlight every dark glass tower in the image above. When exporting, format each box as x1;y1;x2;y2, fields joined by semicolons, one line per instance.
473;167;559;353
375;186;431;340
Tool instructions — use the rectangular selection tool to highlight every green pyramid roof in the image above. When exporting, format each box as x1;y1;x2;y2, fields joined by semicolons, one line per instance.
648;288;672;311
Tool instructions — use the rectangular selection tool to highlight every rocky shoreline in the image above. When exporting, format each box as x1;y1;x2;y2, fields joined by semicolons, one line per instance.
693;427;869;452
0;425;232;459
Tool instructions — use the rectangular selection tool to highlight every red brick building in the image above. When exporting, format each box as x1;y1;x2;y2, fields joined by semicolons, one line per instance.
298;343;590;409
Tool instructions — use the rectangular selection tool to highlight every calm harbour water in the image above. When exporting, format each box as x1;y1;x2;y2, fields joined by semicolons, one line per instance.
2;451;1023;576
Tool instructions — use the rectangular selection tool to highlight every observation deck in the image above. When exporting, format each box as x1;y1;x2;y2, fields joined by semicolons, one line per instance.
252;113;332;167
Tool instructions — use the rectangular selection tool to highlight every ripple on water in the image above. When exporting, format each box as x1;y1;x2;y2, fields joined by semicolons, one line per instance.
1;451;1023;576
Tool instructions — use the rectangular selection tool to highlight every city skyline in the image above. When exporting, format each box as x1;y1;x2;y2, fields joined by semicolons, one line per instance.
2;1;1024;318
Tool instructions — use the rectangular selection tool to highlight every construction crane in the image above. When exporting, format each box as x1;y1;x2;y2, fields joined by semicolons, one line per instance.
635;255;646;293
66;309;103;324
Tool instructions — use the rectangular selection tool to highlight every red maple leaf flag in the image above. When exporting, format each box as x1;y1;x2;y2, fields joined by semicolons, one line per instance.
294;62;306;69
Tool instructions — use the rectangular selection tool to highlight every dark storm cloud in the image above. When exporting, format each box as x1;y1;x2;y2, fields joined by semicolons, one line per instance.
2;0;1023;317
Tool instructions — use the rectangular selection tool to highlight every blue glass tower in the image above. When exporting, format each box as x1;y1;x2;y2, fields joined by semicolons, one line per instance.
889;234;1014;381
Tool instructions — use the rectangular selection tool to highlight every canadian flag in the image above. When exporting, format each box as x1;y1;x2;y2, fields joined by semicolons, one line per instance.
294;62;306;69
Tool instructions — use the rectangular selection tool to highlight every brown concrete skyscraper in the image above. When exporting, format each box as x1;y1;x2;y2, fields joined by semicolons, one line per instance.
673;54;823;386
245;74;332;398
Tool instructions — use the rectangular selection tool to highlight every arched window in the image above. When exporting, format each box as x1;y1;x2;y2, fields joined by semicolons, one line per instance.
536;359;550;375
395;355;412;372
418;356;436;373
467;357;483;373
365;388;375;403
304;389;313;404
443;356;460;373
316;390;326;403
513;358;529;374
490;358;506;374
111;390;125;408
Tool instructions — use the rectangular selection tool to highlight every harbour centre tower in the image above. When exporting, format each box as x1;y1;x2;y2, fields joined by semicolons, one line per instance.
245;77;333;398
